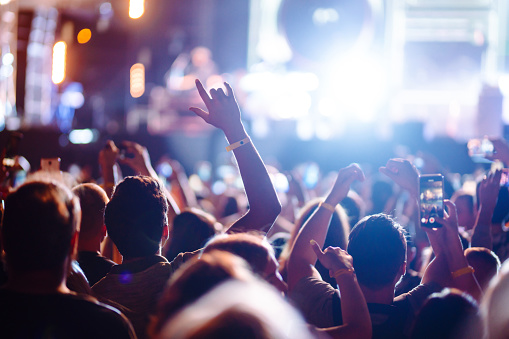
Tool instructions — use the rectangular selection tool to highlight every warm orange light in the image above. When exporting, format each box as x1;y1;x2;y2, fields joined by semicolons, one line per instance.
77;29;92;44
129;0;144;19
52;41;66;84
130;63;145;98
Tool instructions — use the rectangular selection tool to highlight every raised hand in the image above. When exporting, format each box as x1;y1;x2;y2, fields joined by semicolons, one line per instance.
479;169;502;209
118;141;157;178
487;138;509;165
189;79;243;136
99;140;119;170
327;164;365;204
310;240;353;274
379;158;419;197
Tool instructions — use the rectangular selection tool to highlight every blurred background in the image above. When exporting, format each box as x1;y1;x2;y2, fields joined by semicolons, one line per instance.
0;0;508;178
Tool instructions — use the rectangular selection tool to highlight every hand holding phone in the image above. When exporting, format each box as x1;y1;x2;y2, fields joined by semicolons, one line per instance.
40;158;61;172
419;174;444;228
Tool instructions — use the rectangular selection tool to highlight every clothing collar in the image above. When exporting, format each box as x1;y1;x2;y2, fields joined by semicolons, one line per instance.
109;255;168;275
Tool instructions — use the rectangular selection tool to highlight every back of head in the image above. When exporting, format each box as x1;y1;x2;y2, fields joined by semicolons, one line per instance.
104;176;168;258
1;181;80;273
71;183;108;242
482;260;509;339
411;288;482;339
347;214;406;289
465;247;500;291
151;250;253;336
203;233;270;275
158;280;314;339
165;208;218;261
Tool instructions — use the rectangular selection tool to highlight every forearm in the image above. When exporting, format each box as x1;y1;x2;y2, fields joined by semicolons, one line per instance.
224;124;281;233
445;242;482;300
471;205;494;249
335;273;371;337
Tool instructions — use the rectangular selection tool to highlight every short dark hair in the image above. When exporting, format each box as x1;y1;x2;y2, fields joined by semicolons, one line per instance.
104;176;168;258
72;183;108;242
203;233;271;275
1;181;80;272
347;214;406;289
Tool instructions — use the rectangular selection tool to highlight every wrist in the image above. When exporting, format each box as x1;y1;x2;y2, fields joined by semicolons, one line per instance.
223;123;247;143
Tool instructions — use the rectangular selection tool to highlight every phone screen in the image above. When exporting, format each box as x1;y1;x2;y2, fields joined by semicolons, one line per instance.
419;174;444;228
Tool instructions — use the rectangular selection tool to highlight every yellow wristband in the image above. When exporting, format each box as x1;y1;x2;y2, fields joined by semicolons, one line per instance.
330;268;355;279
451;266;475;279
319;201;336;213
226;137;251;152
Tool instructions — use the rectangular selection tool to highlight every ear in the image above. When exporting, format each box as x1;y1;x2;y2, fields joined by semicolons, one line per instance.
101;225;107;241
162;224;169;240
70;231;80;259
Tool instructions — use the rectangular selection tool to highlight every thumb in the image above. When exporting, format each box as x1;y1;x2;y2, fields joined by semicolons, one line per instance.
189;107;209;122
310;239;324;258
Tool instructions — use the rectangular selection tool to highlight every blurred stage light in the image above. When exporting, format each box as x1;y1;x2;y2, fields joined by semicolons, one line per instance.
100;2;113;15
61;83;85;109
77;28;92;44
52;41;66;84
0;0;11;5
129;0;144;19
69;129;98;144
499;75;509;97
326;55;385;122
2;53;13;65
130;63;145;98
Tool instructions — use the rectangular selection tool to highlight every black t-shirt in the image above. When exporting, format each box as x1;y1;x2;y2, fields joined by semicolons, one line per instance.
78;251;116;286
0;289;136;339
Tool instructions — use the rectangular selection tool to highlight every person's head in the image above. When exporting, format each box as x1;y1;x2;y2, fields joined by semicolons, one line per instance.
451;191;476;230
482;260;509;339
104;176;168;259
150;250;254;336
158;280;314;339
347;214;407;290
1;181;80;274
411;288;482;339
71;183;109;248
203;233;287;293
465;247;501;291
165;208;219;261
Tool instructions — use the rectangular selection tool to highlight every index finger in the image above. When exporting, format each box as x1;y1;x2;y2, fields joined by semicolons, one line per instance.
195;79;212;106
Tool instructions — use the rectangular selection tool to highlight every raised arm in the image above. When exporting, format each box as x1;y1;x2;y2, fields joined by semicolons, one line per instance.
99;140;120;198
471;170;501;249
424;200;482;300
190;80;281;233
287;164;364;291
118;140;180;223
311;242;371;339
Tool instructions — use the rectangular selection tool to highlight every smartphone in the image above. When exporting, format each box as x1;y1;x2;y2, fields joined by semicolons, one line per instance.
468;138;494;161
419;174;444;228
40;158;61;172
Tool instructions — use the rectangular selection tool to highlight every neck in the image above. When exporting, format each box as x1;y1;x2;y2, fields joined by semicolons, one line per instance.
122;250;161;264
360;283;395;305
4;269;70;295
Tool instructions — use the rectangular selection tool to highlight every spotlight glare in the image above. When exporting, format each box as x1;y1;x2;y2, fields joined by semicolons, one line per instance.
52;41;66;84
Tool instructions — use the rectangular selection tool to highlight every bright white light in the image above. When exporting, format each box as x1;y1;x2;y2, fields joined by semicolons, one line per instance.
499;75;509;97
313;8;339;26
0;0;12;4
2;53;13;65
326;55;386;122
271;173;289;193
52;41;66;84
0;65;13;77
61;91;85;108
296;120;314;140
129;0;144;19
130;63;145;98
69;129;97;144
272;92;312;119
99;2;112;15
